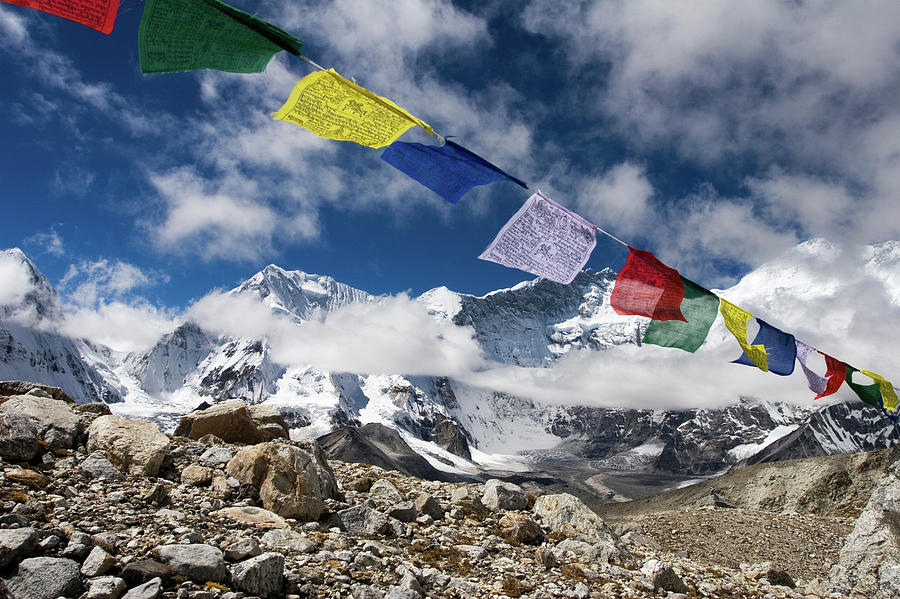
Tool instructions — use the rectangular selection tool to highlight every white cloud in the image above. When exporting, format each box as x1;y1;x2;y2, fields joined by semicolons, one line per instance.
0;252;33;306
188;291;486;377
24;229;65;257
59;259;156;307
61;301;178;353
575;162;654;237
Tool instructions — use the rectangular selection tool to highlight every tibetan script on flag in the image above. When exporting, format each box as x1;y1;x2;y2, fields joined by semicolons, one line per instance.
846;367;899;412
381;139;527;204
139;0;301;74
611;247;686;321
3;0;119;34
643;277;720;352
274;69;432;149
796;340;846;399
479;191;596;284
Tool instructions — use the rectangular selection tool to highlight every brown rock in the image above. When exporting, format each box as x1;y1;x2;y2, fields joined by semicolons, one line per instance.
5;468;49;490
499;512;545;545
180;464;214;486
174;400;261;444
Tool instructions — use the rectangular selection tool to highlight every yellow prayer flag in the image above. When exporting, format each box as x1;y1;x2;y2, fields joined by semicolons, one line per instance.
273;69;432;149
860;369;899;412
719;299;769;371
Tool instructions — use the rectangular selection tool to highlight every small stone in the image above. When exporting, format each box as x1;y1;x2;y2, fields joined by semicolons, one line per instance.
156;544;228;584
387;502;418;523
225;538;262;562
413;493;444;521
214;506;288;529
80;452;125;481
121;559;173;587
338;505;391;537
92;532;120;552
61;541;92;560
82;546;117;577
0;527;38;568
121;577;163;599
86;576;127;599
453;544;487;560
180;465;214;486
498;512;544;545
368;479;404;504
231;551;284;599
641;559;688;594
260;529;318;554
534;546;557;570
199;446;233;467
5;467;48;489
481;479;528;511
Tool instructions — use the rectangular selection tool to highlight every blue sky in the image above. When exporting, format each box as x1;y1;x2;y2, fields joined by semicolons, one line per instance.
2;0;900;356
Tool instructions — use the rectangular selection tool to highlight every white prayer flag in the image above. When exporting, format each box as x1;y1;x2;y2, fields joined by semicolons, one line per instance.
479;191;597;284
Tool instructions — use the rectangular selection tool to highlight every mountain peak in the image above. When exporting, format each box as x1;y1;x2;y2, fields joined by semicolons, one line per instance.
1;247;62;322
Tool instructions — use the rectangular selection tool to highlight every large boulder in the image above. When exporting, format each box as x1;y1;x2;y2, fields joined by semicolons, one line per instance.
87;415;171;476
247;404;290;441
532;493;630;564
482;479;529;511
175;400;261;444
225;439;338;521
3;556;82;599
0;382;74;403
231;552;284;598
829;459;900;598
0;527;38;568
0;393;80;450
156;544;228;584
0;412;40;461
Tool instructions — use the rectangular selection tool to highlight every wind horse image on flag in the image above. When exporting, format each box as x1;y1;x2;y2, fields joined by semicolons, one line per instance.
273;69;433;149
138;0;302;74
2;0;120;34
381;139;527;204
479;192;597;284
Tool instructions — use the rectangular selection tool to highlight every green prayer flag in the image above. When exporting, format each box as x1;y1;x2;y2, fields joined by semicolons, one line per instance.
139;0;302;74
642;277;720;353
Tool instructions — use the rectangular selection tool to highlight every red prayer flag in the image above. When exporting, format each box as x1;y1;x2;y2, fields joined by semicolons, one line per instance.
611;247;686;321
815;352;847;399
2;0;120;34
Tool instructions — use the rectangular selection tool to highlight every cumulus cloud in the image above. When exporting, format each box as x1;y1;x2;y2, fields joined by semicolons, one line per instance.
56;259;177;352
0;252;34;306
188;291;486;377
575;163;654;238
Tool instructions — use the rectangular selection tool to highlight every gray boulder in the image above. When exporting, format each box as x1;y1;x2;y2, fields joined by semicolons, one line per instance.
387;502;418;523
532;493;630;563
156;544;227;584
87;415;170;477
0;394;80;450
198;446;233;467
641;559;689;593
414;493;444;520
830;458;900;598
482;479;528;511
121;577;162;599
85;576;126;599
260;529;318;554
174;400;261;444
80;451;125;481
231;552;284;598
81;546;116;577
226;439;338;521
369;479;404;504
225;538;262;562
0;412;40;461
0;527;38;568
3;556;82;599
338;505;392;537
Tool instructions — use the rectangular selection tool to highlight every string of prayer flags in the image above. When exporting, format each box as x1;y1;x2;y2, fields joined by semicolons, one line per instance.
138;0;301;74
732;318;796;375
796;341;846;399
643;277;720;352
2;0;119;34
381;139;527;204
479;191;596;284
720;299;769;371
611;247;686;321
846;367;899;412
273;69;432;149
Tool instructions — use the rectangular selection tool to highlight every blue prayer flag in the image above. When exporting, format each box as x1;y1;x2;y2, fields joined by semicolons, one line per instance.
733;318;797;376
381;139;527;204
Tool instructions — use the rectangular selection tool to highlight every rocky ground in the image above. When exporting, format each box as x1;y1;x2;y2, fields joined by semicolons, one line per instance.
1;383;899;599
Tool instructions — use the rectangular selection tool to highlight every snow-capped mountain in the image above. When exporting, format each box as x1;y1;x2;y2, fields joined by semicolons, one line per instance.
0;240;897;477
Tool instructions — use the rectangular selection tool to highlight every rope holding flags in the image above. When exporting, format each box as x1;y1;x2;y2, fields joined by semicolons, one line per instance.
5;0;898;422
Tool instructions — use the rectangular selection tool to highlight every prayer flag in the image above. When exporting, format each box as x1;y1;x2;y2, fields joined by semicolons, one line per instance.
611;247;686;321
381;139;527;204
796;340;846;399
2;0;119;34
479;191;596;284
732;318;796;376
138;0;302;74
720;299;768;371
846;367;899;412
643;277;720;352
273;69;432;149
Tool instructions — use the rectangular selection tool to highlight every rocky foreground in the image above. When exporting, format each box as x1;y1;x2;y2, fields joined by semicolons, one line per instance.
1;384;899;599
